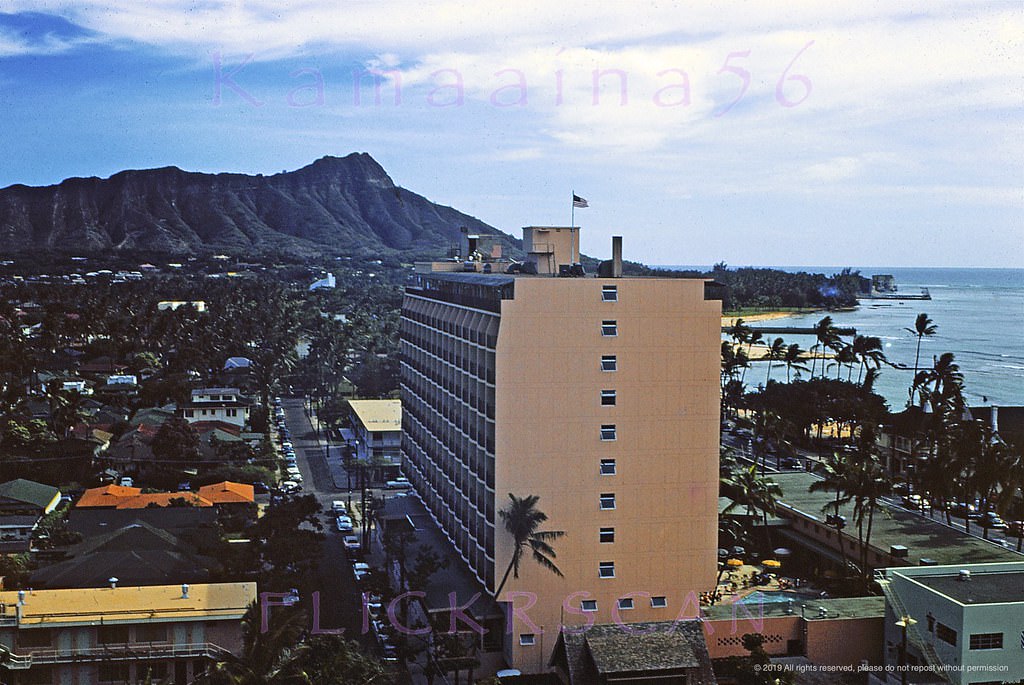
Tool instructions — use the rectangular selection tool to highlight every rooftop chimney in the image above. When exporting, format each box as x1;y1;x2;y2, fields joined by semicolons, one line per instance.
109;577;118;589
612;236;622;278
181;583;190;599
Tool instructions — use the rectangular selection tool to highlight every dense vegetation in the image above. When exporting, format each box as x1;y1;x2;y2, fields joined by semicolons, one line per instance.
629;262;869;311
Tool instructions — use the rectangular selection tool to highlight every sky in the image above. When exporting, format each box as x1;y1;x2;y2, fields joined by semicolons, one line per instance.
0;2;1021;268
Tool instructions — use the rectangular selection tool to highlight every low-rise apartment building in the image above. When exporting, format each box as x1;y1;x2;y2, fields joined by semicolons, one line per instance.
0;582;255;684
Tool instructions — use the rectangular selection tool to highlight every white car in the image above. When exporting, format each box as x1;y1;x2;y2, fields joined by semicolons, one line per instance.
279;480;301;493
343;535;360;553
352;562;370;580
336;515;354;532
385;477;411;489
332;500;347;515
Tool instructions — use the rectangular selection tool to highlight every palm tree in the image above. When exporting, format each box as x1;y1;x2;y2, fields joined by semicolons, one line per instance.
203;603;309;684
905;313;937;404
725;466;782;548
809;453;854;577
493;494;565;598
783;343;809;382
850;335;886;385
810;316;838;378
764;337;786;385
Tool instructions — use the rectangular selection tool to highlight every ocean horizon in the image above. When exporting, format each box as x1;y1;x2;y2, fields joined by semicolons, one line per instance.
658;266;1024;410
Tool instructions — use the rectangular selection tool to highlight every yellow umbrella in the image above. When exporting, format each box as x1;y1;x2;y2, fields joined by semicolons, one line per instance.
763;559;781;568
726;558;744;567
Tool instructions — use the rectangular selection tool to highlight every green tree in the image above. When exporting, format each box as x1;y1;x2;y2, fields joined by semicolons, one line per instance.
905;313;937;405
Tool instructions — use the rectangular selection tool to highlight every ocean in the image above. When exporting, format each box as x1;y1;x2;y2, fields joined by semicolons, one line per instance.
660;266;1024;409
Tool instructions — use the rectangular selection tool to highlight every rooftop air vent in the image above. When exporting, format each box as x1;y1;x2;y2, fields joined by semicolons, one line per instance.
958;570;971;582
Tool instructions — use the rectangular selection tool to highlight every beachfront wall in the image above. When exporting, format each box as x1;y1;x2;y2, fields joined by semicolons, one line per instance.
705;614;883;666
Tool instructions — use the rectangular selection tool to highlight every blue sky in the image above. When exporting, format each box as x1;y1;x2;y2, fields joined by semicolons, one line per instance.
0;2;1021;267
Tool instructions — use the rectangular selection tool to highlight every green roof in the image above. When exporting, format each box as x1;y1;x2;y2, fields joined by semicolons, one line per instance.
0;479;61;510
771;471;1020;567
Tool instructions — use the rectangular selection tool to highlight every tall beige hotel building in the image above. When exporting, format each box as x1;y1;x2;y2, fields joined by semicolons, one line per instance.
400;226;721;672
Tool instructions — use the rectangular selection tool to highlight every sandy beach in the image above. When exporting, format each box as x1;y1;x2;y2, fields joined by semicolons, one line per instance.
722;310;818;326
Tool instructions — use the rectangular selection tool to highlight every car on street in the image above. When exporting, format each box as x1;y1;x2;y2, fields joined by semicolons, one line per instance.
778;457;801;470
385;477;411;489
280;480;301;493
353;562;370;580
343;535;361;553
336;515;354;532
980;512;1008;530
332;500;348;515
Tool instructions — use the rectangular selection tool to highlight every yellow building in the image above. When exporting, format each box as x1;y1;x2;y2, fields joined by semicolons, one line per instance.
400;228;722;672
0;582;256;684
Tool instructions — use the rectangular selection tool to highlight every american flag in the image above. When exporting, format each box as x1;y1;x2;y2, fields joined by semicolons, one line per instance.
572;194;589;208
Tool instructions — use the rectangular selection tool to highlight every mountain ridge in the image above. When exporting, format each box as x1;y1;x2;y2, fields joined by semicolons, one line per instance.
0;153;517;258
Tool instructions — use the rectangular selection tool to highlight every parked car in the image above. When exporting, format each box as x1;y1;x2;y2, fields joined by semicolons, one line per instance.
980;512;1007;530
353;562;370;580
336;515;354;532
332;500;348;515
385;477;411;489
280;480;301;493
252;481;269;494
902;494;929;510
778;457;801;470
343;535;361;553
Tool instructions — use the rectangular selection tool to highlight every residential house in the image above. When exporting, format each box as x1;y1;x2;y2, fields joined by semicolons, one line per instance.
347;399;402;480
0;480;61;553
75;485;213;510
29;521;220;589
0;582;255;684
181;388;250;429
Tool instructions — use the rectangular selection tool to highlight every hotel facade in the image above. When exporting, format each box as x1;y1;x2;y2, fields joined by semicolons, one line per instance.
400;228;722;671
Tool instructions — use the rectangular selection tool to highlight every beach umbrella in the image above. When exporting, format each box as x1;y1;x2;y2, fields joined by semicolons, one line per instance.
773;548;792;557
763;559;782;568
726;558;743;567
718;548;729;560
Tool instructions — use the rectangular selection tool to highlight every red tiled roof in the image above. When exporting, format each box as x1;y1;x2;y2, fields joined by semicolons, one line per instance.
197;481;255;504
76;485;142;508
114;492;213;509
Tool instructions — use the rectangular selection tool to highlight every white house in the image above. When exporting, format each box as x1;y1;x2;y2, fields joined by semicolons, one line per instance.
181;388;250;428
878;562;1024;685
347;400;401;476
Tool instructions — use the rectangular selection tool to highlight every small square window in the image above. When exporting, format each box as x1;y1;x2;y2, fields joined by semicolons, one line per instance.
600;527;615;543
602;285;618;302
601;355;617;372
519;634;536;646
617;598;634;610
599;561;615;578
601;390;616;406
600;424;617;441
601;320;617;336
651;596;667;608
599;493;616;510
600;459;616;475
581;600;598;612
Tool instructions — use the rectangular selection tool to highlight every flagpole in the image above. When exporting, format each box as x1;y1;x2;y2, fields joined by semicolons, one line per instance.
571;190;575;228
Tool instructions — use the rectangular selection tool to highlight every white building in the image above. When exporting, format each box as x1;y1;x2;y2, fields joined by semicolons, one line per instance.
347;399;401;473
181;388;250;428
878;562;1024;685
